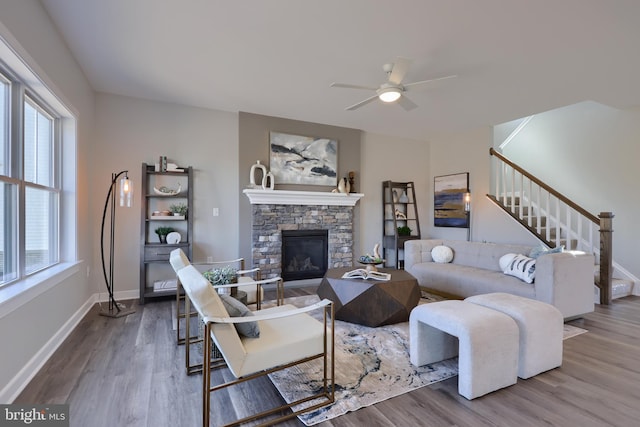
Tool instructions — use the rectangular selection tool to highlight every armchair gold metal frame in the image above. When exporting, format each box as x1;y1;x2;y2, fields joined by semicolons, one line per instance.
171;249;335;426
201;300;335;427
176;258;263;347
179;276;285;376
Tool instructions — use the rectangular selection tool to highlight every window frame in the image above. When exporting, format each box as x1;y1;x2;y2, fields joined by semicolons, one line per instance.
22;91;61;276
0;62;63;287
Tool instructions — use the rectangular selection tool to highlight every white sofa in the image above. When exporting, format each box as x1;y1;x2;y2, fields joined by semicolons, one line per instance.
404;239;595;319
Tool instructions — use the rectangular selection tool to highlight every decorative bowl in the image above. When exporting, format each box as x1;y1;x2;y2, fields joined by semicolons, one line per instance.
358;255;383;264
153;183;182;196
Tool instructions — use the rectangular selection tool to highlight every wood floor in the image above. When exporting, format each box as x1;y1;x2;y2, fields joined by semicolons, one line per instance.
15;288;640;427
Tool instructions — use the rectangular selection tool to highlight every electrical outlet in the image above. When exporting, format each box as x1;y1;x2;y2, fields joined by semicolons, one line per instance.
212;207;219;217
207;256;214;263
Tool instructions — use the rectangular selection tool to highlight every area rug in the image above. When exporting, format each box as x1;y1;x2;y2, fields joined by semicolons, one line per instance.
267;295;588;426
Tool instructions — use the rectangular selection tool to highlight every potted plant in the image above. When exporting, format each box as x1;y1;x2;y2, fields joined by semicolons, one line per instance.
169;202;188;217
154;226;174;243
203;266;238;295
397;225;412;236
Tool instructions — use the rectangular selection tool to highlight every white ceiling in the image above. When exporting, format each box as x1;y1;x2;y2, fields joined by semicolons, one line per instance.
40;0;640;141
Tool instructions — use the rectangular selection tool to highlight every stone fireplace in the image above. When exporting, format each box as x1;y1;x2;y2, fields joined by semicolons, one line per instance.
244;189;364;280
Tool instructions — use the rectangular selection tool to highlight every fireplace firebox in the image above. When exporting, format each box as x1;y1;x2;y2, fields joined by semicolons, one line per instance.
281;230;328;281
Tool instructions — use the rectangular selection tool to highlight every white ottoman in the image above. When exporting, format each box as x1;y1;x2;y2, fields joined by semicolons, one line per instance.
410;300;519;400
465;292;563;379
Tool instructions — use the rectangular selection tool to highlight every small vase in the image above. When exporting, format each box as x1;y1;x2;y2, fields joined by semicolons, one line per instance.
159;234;167;244
338;177;350;193
399;190;409;203
262;171;275;190
348;171;355;193
249;160;266;188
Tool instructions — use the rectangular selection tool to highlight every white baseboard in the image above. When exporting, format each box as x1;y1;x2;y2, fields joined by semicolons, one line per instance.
95;289;140;303
0;295;95;403
1;288;140;403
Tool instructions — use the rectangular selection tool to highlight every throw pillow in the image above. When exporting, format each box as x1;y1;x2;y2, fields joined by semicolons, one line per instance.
431;245;454;263
503;253;536;284
219;294;260;338
499;253;517;271
529;244;564;259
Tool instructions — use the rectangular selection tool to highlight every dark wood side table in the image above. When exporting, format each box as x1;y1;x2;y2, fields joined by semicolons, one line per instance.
317;267;420;327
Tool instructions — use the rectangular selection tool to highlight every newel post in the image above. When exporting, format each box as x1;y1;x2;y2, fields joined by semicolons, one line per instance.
598;212;614;305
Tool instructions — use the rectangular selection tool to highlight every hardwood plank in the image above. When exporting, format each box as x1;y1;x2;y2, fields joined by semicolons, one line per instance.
14;292;640;427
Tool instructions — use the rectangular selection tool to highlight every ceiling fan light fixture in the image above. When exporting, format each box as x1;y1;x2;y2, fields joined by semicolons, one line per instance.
378;88;402;103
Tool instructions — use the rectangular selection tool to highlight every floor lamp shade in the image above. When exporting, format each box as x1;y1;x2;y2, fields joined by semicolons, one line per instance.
120;175;133;207
100;170;135;318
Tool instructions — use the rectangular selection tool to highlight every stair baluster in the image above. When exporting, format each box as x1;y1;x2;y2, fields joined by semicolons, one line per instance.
488;147;616;304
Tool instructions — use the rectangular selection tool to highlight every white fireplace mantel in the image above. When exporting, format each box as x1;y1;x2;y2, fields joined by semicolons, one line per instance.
243;189;364;206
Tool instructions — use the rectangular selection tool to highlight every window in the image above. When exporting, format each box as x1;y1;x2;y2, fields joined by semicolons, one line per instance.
0;68;61;286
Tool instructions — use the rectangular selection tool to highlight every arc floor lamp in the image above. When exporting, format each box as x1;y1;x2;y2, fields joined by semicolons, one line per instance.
100;170;136;318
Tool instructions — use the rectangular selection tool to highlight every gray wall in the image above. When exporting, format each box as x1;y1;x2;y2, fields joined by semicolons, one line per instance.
94;93;240;296
428;127;538;246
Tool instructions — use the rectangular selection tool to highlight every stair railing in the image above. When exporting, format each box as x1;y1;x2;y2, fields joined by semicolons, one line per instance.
488;148;613;304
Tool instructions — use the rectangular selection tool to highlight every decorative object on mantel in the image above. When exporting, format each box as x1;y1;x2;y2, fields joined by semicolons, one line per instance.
269;132;338;186
337;177;351;193
249;160;267;188
348;171;356;193
262;171;275;190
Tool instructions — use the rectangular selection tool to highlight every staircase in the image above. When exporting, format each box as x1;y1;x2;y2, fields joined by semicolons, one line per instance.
488;148;636;303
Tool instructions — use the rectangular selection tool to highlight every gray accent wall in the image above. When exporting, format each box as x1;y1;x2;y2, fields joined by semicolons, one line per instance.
238;112;362;265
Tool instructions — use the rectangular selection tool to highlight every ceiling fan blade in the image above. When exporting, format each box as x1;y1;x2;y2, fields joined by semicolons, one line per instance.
403;74;457;91
397;95;418;111
388;57;412;85
345;94;379;111
331;82;378;91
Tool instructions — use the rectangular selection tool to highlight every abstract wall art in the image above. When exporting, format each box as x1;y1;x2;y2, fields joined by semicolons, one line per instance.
269;132;337;186
434;172;469;228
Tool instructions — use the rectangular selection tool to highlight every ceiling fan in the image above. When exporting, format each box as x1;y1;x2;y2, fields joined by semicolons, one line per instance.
330;57;456;111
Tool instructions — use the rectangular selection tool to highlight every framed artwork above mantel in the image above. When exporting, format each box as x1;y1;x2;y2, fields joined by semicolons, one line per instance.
269;131;338;186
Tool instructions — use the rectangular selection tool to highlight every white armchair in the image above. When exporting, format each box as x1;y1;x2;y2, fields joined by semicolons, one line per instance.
170;250;284;375
173;255;335;427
